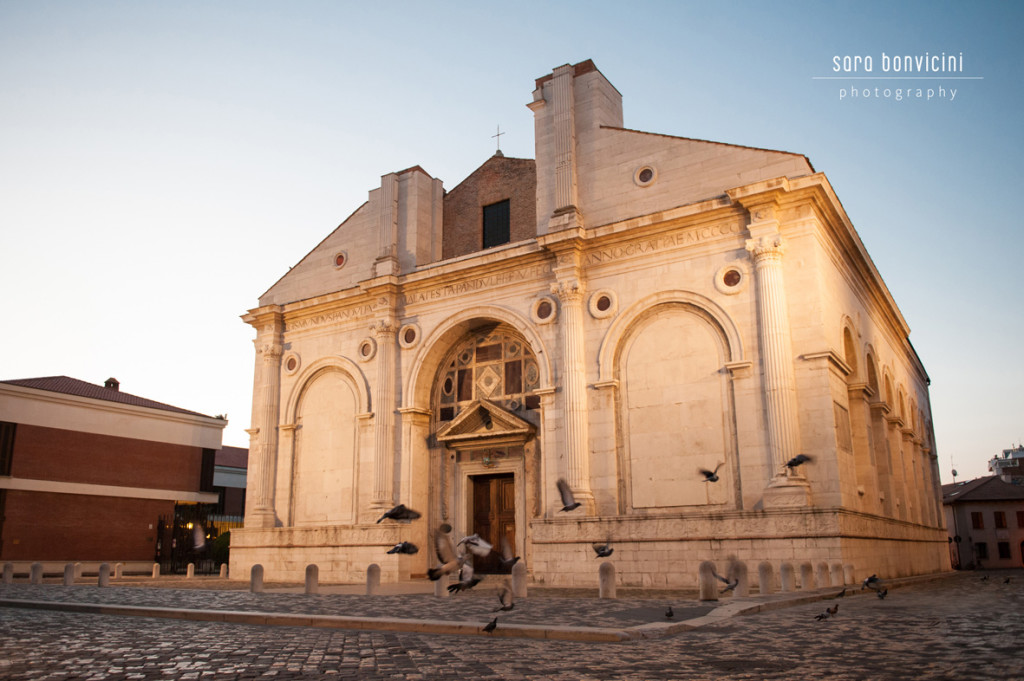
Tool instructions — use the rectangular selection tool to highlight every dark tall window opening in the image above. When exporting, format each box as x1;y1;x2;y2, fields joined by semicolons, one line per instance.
483;199;510;249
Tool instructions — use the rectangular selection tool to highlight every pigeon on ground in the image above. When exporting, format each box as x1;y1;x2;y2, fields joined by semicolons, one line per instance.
861;574;881;590
593;541;613;558
665;606;674;619
784;454;812;470
712;558;740;594
376;504;422;523
815;610;830;621
980;575;988;582
483;617;498;633
427;525;464;581
557;478;581;512
386;541;419;555
699;461;725;483
494;579;515;612
1004;577;1012;584
876;588;888;599
498;535;520;569
835;588;847;598
458;534;494;557
826;604;839;617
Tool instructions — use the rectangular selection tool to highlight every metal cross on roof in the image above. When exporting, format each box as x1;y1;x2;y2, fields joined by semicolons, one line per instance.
492;125;504;152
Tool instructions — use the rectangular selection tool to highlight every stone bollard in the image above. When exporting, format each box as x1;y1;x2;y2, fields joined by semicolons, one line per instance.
74;563;83;580
780;563;795;592
511;561;528;599
63;563;76;586
815;562;829;589
843;564;855;585
30;562;43;584
2;563;13;584
829;562;843;586
250;564;264;593
366;563;381;596
220;563;228;579
152;563;160;578
799;562;814;590
699;561;719;601
733;561;750;597
114;563;124;579
305;564;319;595
433;573;450;599
598;561;616;599
98;563;110;587
757;562;775;595
186;563;195;578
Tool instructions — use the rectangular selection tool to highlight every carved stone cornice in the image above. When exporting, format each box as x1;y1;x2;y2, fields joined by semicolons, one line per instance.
802;350;852;377
255;342;283;360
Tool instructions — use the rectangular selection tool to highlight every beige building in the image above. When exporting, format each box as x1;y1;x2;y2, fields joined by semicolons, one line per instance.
230;60;948;588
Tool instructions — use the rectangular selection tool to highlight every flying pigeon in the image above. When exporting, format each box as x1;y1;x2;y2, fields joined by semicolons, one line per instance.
876;588;888;599
494;579;515;612
592;542;613;558
784;454;812;470
458;533;494;558
483;617;498;633
699;461;724;483
376;504;422;523
498;535;520;568
193;525;207;551
386;541;419;555
557;478;581;512
665;606;674;619
427;525;464;581
712;557;740;594
861;574;881;591
448;561;482;593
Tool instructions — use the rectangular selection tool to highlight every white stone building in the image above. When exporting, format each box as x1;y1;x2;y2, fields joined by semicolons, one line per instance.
230;60;948;588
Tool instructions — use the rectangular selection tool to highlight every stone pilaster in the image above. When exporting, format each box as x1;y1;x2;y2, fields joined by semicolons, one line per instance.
374;173;400;277
246;312;284;528
371;318;398;511
745;228;807;507
550;246;594;512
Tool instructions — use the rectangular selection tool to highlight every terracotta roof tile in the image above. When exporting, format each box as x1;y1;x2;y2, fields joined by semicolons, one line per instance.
1;375;214;419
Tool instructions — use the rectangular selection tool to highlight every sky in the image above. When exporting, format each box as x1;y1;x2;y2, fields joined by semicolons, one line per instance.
1;1;1021;484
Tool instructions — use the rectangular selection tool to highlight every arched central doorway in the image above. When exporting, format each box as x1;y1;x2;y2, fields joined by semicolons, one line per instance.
430;323;541;574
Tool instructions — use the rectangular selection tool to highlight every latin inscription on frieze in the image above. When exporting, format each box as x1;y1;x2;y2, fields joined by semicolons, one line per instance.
403;264;554;305
585;221;743;266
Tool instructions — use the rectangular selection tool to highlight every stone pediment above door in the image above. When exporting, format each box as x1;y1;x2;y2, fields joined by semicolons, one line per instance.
434;399;536;449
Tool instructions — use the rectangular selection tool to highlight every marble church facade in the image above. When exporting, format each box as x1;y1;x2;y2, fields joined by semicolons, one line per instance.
229;60;949;587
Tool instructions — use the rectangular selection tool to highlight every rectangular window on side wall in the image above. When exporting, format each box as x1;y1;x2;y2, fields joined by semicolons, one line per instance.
0;421;15;476
1017;511;1024;528
997;542;1011;559
482;199;510;249
976;542;988;560
994;511;1007;529
971;512;984;529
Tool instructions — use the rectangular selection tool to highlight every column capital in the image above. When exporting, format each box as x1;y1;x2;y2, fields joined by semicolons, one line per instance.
256;342;283;360
745;234;786;260
371;319;399;338
550;278;586;303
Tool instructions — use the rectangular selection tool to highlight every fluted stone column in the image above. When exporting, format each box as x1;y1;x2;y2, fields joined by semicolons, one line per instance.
246;313;284;528
551;276;594;510
371;319;398;511
746;235;800;470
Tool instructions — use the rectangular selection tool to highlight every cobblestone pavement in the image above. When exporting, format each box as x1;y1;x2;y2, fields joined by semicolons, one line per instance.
1;570;1022;680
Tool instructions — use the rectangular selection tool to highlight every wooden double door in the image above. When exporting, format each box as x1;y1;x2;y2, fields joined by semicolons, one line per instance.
471;473;515;574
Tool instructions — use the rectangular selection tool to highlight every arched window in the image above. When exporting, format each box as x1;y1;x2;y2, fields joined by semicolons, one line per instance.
434;324;540;423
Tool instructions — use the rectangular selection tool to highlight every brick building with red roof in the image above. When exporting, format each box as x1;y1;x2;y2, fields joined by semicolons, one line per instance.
0;375;229;571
